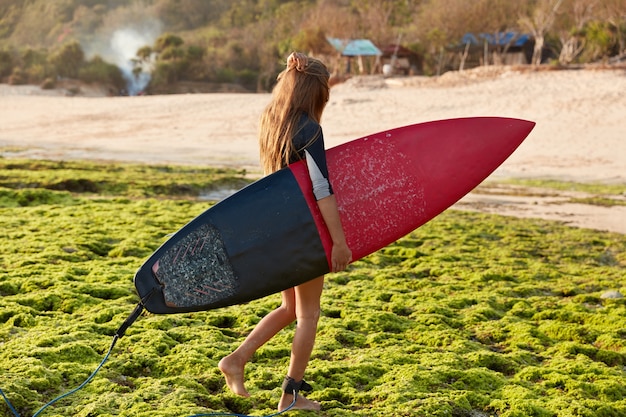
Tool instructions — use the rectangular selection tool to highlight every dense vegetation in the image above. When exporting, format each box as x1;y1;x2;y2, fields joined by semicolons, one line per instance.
0;159;625;416
1;0;625;93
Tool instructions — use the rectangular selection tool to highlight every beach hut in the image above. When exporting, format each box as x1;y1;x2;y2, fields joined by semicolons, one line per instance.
380;44;422;75
326;37;382;75
454;32;534;69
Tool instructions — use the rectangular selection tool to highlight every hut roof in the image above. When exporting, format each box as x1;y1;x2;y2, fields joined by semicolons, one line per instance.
381;44;417;58
327;37;382;56
461;32;531;47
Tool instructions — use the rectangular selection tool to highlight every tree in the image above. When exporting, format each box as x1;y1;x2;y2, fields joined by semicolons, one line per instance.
350;0;402;45
154;33;184;53
78;55;125;90
49;40;85;78
555;0;597;64
520;0;564;65
292;27;331;55
0;48;12;78
599;0;626;59
154;0;229;30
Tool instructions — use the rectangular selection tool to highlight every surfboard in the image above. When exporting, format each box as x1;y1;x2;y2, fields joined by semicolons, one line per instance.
134;117;535;314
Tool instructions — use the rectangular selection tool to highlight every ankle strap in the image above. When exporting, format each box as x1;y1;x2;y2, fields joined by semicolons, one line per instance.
282;376;313;394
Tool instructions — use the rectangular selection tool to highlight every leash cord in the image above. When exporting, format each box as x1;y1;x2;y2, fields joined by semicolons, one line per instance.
0;334;118;417
0;296;298;417
0;298;145;417
1;334;296;417
32;334;119;417
0;386;20;417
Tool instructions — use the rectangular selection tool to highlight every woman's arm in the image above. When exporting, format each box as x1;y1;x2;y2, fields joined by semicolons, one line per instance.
316;195;352;272
298;123;351;271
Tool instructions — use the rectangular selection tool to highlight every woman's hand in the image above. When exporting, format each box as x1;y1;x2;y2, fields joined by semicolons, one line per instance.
316;195;352;272
331;240;352;272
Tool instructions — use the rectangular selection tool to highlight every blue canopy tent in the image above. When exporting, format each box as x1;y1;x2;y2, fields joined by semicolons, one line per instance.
326;38;382;56
461;32;531;48
326;37;382;74
457;32;533;68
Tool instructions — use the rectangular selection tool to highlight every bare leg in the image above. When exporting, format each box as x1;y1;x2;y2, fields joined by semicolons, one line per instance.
278;276;324;411
219;289;296;397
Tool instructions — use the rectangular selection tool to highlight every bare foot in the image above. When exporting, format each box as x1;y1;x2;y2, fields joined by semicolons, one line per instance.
218;354;250;397
278;393;321;412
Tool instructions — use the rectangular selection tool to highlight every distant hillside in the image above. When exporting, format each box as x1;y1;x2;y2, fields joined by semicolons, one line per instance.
0;0;624;94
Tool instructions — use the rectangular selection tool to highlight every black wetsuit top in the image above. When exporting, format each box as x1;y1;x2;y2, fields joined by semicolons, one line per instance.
289;113;333;201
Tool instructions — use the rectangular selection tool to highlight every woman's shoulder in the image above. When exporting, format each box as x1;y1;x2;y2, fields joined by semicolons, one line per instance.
299;112;319;124
292;113;322;152
297;113;321;135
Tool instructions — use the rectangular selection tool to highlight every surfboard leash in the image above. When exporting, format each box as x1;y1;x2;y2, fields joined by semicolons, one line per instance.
0;322;127;417
0;290;151;417
0;288;297;417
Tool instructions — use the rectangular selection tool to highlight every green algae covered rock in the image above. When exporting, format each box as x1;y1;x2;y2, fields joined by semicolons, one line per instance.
1;160;625;416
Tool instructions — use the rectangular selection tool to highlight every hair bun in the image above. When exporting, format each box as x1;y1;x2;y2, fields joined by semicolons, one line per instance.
287;52;308;72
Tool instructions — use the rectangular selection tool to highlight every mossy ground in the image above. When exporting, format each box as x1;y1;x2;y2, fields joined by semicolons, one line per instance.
1;160;625;417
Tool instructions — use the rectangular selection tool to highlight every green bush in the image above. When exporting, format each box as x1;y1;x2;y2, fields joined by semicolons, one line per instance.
236;68;258;91
78;55;125;90
40;77;55;89
8;66;26;85
581;21;619;62
0;49;13;78
49;41;84;79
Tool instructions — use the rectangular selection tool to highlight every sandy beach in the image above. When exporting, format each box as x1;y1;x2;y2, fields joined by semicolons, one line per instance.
1;66;625;233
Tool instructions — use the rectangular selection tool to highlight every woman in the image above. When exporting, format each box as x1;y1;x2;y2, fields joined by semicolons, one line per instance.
218;52;352;412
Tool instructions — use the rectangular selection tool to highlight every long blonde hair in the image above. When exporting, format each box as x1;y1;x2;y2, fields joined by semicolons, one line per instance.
259;52;330;175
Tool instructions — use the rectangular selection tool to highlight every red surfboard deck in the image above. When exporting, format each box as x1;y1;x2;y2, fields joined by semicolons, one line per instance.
134;117;534;314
